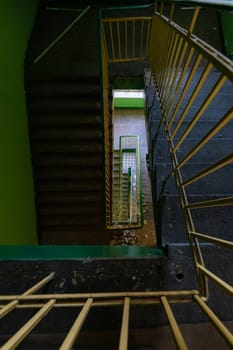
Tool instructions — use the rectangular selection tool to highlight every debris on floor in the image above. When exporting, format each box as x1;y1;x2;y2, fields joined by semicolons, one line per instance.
110;230;140;245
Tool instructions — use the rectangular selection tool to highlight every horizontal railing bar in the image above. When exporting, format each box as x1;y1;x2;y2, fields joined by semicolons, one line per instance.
161;296;188;350
184;196;233;209
0;290;199;301
108;57;146;63
193;294;233;347
190;231;233;250
181;152;233;187
1;299;55;350
197;264;233;296
102;17;151;22
0;298;195;309
59;298;93;350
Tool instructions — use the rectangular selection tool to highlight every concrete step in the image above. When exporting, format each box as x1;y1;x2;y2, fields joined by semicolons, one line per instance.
32;141;102;153
31;113;102;127
158;195;233;244
31;128;102;141
40;213;104;226
29;96;101;112
35;166;103;180
37;179;103;192
37;191;103;204
39;203;104;216
27;79;100;96
154;162;233;196
153;138;233;164
150;120;233;140
34;153;103;167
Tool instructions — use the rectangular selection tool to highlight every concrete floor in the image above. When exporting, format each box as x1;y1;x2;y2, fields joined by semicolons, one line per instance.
113;108;156;246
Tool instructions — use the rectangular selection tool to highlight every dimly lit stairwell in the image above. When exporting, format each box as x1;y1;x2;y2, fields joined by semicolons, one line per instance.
145;68;233;245
25;5;111;244
145;58;233;320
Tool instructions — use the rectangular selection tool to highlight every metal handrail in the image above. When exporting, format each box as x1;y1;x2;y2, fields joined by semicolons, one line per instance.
115;136;143;227
100;19;112;228
149;0;233;301
0;274;233;349
102;16;151;63
34;5;90;64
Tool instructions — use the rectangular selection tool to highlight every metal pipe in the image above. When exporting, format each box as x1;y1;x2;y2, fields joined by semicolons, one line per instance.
0;273;55;319
34;6;90;64
181;152;233;187
160;296;188;350
197;264;233;296
190;231;233;250
185;196;233;209
118;298;130;350
1;300;55;350
194;295;233;347
59;298;93;350
0;290;199;301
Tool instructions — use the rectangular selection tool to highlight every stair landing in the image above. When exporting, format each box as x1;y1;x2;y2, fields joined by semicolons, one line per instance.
113;108;156;246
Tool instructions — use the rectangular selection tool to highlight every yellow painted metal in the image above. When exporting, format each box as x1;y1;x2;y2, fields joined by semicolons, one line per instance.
147;4;232;308
190;231;233;250
160;296;188;350
161;36;184;108
197;263;233;296
170;62;213;140
34;6;90;64
118;297;130;350
109;22;115;60
188;6;200;35
169;3;175;22
174;74;228;154
166;47;195;119
0;297;196;309
102;17;151;62
59;298;93;350
0;300;18;320
125;20;128;59
181;152;233;187
185;196;233;209
117;21;121;59
176;106;233;167
0;290;199;301
160;1;164;15
168;53;203;129
1;300;55;350
194;295;233;347
101;30;112;227
0;272;55;320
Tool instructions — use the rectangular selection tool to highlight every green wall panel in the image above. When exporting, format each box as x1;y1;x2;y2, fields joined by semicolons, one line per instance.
0;0;39;244
114;97;145;108
220;11;233;60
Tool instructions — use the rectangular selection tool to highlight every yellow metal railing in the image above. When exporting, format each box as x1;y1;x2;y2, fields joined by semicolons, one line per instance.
0;273;232;349
148;0;233;308
102;16;151;62
101;34;112;227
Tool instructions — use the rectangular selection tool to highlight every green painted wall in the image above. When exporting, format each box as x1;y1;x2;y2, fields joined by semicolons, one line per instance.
0;0;39;244
220;11;233;60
